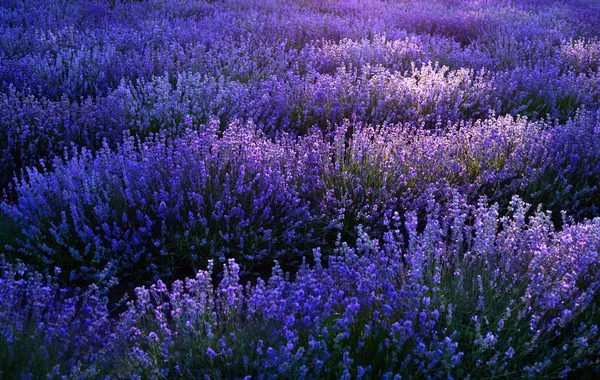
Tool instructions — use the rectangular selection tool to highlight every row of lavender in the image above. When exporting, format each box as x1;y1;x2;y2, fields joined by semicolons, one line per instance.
2;195;600;378
1;0;600;378
2;0;600;189
3;114;600;287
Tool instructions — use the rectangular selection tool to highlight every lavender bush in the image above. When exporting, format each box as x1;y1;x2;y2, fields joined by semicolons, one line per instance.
2;116;551;288
525;110;600;222
0;258;114;378
1;0;599;377
2;197;599;378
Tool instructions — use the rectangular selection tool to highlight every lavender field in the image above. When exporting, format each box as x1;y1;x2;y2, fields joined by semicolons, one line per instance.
1;0;600;378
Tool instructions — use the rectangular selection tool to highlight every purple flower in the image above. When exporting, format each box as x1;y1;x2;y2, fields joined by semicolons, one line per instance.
206;347;217;359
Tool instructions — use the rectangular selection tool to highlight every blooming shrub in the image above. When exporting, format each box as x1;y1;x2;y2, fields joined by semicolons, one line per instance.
2;116;550;288
0;258;114;379
2;197;599;378
525;110;600;223
1;120;319;287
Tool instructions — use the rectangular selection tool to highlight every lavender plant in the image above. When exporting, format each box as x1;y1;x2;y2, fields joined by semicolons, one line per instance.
107;196;600;378
0;257;114;379
3;197;598;378
1;120;320;289
525;110;600;223
2;116;551;289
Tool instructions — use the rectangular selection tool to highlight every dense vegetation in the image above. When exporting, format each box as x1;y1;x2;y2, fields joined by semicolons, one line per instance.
1;0;599;378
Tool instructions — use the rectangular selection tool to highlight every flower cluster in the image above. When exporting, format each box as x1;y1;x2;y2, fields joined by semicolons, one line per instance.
0;258;113;378
2;197;599;378
2;116;552;288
